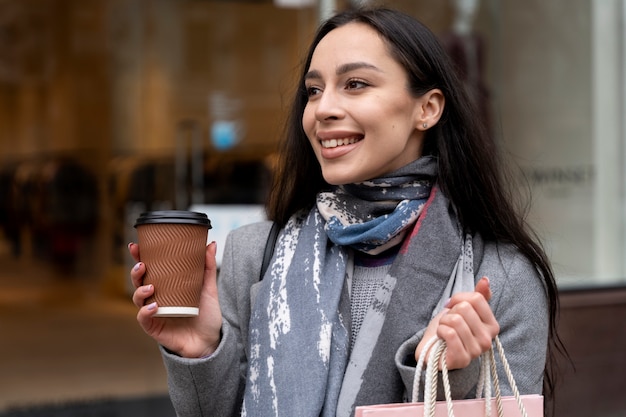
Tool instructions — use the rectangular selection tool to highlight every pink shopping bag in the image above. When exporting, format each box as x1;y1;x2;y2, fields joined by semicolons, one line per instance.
356;337;544;417
355;394;543;417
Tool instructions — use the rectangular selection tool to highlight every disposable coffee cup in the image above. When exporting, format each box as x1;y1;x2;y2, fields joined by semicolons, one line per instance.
134;210;212;317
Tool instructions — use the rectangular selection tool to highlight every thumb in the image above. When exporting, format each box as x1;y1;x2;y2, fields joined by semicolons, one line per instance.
205;241;217;272
474;276;492;301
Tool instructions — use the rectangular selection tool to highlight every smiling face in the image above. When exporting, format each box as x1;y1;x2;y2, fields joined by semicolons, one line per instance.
302;22;431;185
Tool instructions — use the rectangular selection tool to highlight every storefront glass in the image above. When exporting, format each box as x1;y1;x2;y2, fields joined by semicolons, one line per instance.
383;0;626;288
454;0;626;288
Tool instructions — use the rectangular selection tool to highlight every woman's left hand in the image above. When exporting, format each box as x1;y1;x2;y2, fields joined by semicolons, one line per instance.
415;276;499;370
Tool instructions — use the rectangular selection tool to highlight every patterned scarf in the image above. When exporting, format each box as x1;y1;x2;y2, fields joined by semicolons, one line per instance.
243;156;467;417
317;162;433;255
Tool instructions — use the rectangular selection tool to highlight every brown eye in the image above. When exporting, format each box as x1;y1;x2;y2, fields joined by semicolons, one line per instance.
306;85;322;97
346;79;368;90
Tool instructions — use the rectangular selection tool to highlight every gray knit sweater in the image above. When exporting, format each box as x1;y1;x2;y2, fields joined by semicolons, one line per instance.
159;221;549;417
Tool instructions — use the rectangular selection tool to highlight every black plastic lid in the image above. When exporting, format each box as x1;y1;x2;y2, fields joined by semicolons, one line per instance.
134;210;212;228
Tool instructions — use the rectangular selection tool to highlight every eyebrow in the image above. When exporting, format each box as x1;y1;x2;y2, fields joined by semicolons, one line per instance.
304;61;383;81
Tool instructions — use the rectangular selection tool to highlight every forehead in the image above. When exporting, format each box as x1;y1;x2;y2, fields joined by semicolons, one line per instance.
310;22;393;66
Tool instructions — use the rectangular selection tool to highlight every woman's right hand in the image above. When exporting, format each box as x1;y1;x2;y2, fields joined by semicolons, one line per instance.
129;241;224;358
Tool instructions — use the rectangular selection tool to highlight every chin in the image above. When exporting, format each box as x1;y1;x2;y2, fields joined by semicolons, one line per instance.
322;174;346;186
321;175;342;186
322;172;368;186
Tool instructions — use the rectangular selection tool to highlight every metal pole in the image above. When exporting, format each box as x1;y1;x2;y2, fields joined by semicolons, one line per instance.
318;0;336;22
190;121;204;206
175;119;202;210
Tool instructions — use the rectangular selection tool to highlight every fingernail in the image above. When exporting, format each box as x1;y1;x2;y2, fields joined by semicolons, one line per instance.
444;298;451;308
133;262;142;271
482;276;490;285
147;302;157;311
128;242;134;250
143;284;153;293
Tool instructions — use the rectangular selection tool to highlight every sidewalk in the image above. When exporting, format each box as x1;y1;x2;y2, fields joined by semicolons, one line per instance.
0;249;170;412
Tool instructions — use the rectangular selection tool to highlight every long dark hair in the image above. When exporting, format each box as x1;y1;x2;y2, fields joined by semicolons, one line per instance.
267;6;562;409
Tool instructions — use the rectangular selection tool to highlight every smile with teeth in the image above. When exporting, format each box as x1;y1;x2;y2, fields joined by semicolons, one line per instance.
320;136;363;148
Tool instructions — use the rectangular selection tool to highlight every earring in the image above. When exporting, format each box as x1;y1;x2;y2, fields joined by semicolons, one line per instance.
422;123;428;129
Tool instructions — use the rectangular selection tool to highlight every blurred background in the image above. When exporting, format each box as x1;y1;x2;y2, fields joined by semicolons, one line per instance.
0;0;624;416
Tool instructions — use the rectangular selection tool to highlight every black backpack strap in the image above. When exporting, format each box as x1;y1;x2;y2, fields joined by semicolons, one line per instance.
260;221;280;281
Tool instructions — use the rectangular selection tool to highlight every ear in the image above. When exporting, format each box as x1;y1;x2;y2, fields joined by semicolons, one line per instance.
416;89;445;130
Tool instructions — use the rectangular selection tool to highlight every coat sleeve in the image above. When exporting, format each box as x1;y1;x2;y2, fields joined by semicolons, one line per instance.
160;221;273;417
484;245;549;396
395;243;548;401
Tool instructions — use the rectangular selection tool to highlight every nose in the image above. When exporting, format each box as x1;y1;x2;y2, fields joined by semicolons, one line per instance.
314;89;345;121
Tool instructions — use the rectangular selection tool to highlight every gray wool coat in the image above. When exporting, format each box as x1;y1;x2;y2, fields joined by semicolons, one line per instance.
159;221;549;417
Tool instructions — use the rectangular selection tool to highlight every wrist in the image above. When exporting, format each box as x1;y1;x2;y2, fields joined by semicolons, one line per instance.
194;329;223;359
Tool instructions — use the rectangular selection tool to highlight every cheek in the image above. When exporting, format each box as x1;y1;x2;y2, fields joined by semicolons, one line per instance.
302;105;314;133
302;109;320;155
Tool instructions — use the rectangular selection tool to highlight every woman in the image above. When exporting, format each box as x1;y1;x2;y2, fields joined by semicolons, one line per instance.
130;7;558;417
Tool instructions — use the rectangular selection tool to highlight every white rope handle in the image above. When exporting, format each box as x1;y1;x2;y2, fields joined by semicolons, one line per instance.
415;336;529;417
477;349;493;417
424;340;454;417
412;336;440;402
490;347;504;417
494;336;528;417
